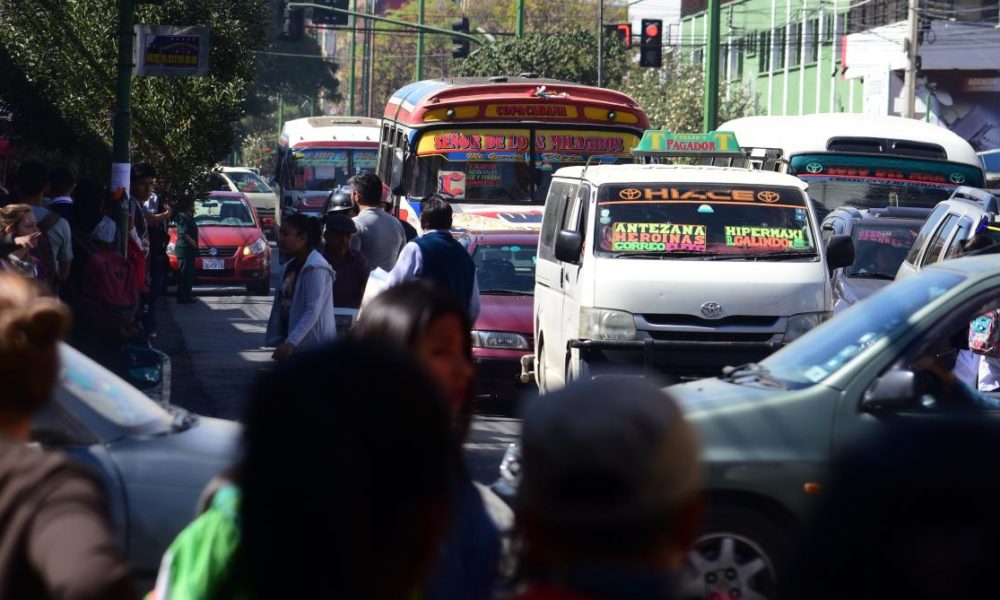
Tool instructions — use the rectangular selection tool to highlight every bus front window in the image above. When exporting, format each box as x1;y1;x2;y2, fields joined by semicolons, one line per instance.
287;148;378;192
412;155;534;204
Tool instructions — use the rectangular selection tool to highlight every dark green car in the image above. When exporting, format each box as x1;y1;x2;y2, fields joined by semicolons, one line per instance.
671;254;1000;599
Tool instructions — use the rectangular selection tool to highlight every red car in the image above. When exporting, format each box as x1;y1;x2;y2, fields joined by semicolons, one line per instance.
460;230;538;412
167;192;271;295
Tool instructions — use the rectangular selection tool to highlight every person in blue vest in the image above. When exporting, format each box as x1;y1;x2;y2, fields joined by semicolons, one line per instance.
386;195;480;320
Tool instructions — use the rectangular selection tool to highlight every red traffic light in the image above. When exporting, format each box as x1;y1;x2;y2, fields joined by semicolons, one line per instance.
645;23;660;38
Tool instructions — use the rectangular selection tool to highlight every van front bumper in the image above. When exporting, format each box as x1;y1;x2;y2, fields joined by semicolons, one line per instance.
567;338;784;382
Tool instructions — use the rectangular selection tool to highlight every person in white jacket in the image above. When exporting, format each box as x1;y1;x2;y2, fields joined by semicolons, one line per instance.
266;213;336;360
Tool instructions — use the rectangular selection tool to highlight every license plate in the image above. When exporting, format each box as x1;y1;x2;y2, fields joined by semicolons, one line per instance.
202;258;225;270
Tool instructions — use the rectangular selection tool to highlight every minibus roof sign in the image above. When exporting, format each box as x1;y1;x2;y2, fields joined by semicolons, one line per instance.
632;130;746;158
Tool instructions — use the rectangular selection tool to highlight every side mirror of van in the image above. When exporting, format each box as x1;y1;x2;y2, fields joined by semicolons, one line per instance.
826;234;855;273
861;369;926;412
554;229;583;264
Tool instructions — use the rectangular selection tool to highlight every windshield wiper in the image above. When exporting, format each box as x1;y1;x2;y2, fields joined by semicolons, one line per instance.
720;362;787;389
170;408;198;433
481;289;530;295
752;251;818;261
846;272;895;280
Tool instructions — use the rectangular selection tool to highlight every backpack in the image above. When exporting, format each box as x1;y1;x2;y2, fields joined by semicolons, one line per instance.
32;210;61;292
80;249;138;332
969;311;1000;357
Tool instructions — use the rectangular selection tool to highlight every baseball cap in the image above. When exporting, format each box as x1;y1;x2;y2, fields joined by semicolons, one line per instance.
91;216;117;244
325;213;357;235
518;377;701;531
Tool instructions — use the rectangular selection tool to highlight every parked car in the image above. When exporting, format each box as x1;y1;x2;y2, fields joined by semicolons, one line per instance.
211;167;279;236
36;344;239;582
820;206;929;311
896;186;1000;279
167;192;271;295
460;230;537;412
497;252;1000;599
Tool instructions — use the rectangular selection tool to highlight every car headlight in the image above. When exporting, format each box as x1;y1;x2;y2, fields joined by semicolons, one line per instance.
579;307;638;341
784;312;832;343
166;242;175;255
471;330;530;350
243;237;268;256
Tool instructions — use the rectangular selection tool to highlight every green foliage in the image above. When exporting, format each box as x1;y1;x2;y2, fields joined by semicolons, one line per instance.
0;0;269;194
621;58;758;132
455;31;631;88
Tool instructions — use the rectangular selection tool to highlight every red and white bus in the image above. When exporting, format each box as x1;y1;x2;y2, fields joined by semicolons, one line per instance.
377;77;650;232
274;116;380;219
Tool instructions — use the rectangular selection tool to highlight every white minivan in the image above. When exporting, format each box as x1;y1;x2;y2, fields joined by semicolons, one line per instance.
533;135;855;391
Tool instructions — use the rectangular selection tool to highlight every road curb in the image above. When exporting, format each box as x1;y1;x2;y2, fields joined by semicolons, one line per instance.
152;299;217;417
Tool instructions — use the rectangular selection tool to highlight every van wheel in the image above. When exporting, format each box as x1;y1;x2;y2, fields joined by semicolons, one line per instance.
679;507;791;600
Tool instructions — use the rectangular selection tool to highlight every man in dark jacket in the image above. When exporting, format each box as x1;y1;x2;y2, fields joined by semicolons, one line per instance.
386;195;480;320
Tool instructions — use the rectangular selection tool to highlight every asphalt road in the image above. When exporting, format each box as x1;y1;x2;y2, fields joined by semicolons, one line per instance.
156;247;521;484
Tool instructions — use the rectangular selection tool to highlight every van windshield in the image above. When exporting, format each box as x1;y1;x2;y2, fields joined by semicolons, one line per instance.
595;183;817;258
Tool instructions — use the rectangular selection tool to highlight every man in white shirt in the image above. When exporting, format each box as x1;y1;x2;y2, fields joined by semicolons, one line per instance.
350;172;405;272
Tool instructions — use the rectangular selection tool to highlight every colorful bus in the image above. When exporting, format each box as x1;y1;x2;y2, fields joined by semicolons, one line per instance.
273;116;380;219
720;114;986;216
377;77;650;232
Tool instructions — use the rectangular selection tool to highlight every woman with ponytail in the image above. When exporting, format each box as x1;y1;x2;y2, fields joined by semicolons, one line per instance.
265;213;336;360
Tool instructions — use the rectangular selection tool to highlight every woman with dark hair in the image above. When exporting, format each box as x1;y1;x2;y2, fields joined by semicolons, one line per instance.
353;280;502;600
265;212;336;360
151;341;460;599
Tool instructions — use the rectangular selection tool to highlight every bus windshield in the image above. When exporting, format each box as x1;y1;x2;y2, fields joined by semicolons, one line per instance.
596;184;817;259
789;154;985;213
410;128;639;205
286;148;378;191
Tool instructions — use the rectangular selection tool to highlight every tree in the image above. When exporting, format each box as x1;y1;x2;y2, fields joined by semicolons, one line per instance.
0;0;270;193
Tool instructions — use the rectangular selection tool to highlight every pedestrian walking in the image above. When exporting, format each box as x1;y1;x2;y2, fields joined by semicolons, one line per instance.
323;213;369;309
387;195;480;320
0;204;43;281
151;341;461;600
350;172;406;272
511;377;702;600
266;213;336;360
14;161;72;294
173;195;198;304
132;163;170;337
353;281;500;600
0;272;137;600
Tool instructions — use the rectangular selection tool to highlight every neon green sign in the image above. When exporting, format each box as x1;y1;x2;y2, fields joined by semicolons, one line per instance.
633;130;743;155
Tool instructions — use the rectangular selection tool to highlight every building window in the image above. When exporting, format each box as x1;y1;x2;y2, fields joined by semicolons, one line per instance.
758;31;770;71
771;27;784;70
693;48;704;63
788;22;800;68
806;18;819;62
731;38;744;79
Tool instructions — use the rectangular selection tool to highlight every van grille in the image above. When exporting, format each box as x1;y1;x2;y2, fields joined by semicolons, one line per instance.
641;314;781;328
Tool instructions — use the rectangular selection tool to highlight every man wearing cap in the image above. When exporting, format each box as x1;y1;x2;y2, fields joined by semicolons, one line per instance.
323;213;369;309
512;377;702;600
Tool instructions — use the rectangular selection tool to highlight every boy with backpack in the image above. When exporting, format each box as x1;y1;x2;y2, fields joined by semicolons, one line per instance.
13;161;73;294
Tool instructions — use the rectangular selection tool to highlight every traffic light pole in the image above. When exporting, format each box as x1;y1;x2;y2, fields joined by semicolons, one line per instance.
112;0;136;256
516;0;525;38
288;2;482;43
415;0;425;80
703;0;721;132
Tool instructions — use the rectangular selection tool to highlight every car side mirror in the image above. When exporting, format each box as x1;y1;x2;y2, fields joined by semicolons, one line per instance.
389;149;406;195
862;369;926;412
554;229;583;264
826;234;855;273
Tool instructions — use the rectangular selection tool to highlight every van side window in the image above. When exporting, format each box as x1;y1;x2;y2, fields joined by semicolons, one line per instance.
922;214;959;266
904;204;951;265
540;180;576;262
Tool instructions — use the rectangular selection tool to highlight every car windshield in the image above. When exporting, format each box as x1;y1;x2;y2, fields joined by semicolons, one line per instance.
759;270;965;388
595;183;817;258
287;148;378;191
472;241;538;294
789;154;985;213
59;345;173;433
194;198;255;227
225;170;272;194
845;222;920;277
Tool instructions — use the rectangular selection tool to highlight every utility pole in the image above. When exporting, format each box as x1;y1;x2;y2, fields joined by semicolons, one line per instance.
516;0;525;38
415;0;425;80
365;0;375;117
112;0;136;255
597;0;604;87
348;0;357;115
703;0;721;131
903;0;920;119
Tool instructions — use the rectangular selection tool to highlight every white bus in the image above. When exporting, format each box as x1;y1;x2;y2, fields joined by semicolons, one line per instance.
273;116;380;218
720;114;986;216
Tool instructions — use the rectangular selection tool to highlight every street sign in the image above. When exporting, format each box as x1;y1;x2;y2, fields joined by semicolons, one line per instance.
312;0;349;26
134;25;210;77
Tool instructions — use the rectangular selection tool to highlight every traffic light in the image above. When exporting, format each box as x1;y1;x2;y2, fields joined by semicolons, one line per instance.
639;19;663;68
279;1;304;41
452;17;470;59
604;23;632;48
312;0;349;26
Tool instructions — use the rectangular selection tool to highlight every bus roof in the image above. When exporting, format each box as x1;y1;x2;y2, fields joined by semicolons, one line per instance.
279;116;380;149
552;163;808;189
384;77;650;129
720;114;981;167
